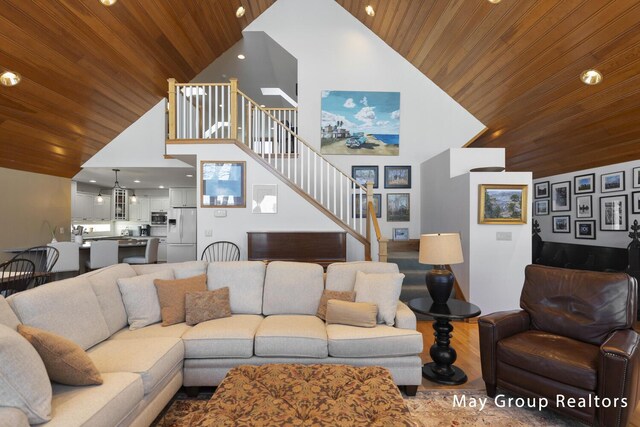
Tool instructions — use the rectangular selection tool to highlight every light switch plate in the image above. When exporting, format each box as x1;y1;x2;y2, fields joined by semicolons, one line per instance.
59;227;64;234
496;231;512;241
204;229;212;237
214;209;227;218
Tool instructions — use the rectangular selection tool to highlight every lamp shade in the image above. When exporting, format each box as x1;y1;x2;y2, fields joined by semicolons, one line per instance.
418;233;463;265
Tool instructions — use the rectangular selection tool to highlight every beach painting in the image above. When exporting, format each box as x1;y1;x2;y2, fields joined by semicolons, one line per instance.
321;90;400;155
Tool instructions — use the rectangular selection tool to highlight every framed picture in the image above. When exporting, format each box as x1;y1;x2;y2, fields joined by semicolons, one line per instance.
575;220;596;240
576;195;592;218
534;200;549;216
600;194;628;231
552;215;571;233
632;191;640;214
534;181;549;199
384;166;411;188
387;193;410;221
574;173;595;194
393;228;409;241
634;167;640;189
353;193;382;218
251;184;277;214
551;181;571;211
351;166;378;188
201;161;246;208
478;184;527;224
601;171;625;193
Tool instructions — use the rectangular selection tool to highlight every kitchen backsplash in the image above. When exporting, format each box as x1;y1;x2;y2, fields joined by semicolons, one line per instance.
115;221;167;237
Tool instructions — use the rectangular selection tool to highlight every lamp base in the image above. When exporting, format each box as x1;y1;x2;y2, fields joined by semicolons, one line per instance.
426;266;454;305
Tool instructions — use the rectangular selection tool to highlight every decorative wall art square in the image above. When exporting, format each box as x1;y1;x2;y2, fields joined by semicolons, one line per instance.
321;90;400;156
575;220;596;240
552;215;571;233
633;167;640;189
201;161;246;208
351;166;379;188
551;181;571;212
574;173;595;194
478;184;527;224
393;228;409;241
576;195;592;218
387;193;410;222
534;200;549;216
251;184;277;214
632;191;640;214
601;171;625;193
353;194;382;219
534;181;549;199
384;166;411;188
599;194;628;231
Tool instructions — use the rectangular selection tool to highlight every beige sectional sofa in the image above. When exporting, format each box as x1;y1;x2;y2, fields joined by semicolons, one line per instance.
0;260;423;426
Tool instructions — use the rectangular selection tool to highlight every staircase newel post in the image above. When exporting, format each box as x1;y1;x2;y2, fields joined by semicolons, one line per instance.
379;237;388;263
167;78;176;140
230;78;238;140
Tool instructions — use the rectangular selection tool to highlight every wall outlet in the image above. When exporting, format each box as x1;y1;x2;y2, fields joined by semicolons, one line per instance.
205;229;213;237
59;227;64;234
214;210;227;218
496;231;512;241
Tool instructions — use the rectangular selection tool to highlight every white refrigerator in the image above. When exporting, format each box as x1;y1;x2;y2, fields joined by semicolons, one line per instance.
167;208;197;262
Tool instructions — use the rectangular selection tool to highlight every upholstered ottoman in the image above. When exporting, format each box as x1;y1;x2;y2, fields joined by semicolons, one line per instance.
201;364;416;426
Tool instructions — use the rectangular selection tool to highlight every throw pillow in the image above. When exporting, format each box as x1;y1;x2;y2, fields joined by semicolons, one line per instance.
117;269;174;330
354;271;404;326
326;300;377;328
0;324;52;424
154;274;207;326
185;288;232;326
316;290;356;320
17;325;103;386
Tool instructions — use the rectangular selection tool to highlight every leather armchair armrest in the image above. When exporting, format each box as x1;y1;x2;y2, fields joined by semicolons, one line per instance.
394;301;417;330
478;310;530;392
598;329;640;427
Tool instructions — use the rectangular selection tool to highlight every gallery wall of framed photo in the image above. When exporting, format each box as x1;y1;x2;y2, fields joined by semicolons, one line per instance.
532;158;640;248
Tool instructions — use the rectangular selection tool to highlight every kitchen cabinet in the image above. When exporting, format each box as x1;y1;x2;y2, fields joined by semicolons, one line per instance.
157;238;167;262
149;197;170;212
128;197;150;222
112;188;129;221
72;193;95;221
93;195;111;221
169;188;197;207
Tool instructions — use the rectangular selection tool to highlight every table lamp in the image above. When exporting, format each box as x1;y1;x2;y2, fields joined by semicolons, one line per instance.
418;233;464;305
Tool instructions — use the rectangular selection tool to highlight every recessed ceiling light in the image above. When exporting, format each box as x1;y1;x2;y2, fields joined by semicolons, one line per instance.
134;180;141;183
235;6;245;18
237;54;246;60
158;185;165;189
580;69;603;85
0;71;21;87
365;5;375;16
487;0;502;4
89;179;96;183
99;0;117;6
260;104;266;108
186;174;193;178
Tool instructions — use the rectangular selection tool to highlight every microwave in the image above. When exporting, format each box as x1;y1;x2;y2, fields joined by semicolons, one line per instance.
151;211;167;225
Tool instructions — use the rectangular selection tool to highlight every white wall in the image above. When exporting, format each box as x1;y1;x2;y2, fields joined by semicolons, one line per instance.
422;149;532;314
533;159;640;248
246;0;485;240
168;143;363;261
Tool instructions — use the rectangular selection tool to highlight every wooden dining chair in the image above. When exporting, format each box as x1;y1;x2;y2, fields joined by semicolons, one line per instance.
201;241;240;262
10;245;59;287
0;258;35;297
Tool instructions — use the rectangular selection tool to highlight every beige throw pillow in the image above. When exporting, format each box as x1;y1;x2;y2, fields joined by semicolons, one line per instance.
185;288;232;326
154;274;207;326
18;325;103;386
117;269;174;330
354;271;404;326
326;300;377;328
316;290;356;320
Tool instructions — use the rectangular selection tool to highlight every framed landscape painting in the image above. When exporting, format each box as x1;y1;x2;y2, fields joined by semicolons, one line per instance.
534;181;549;199
478;184;527;224
601;171;625;193
387;193;410;221
574;173;595;194
551;181;571;211
353;194;382;218
384;166;411;188
576;195;592;218
600;194;627;231
201;161;246;208
534;200;549;216
393;228;409;241
351;165;378;188
552;215;571;233
632;191;640;214
320;90;400;156
634;167;640;189
575;220;596;239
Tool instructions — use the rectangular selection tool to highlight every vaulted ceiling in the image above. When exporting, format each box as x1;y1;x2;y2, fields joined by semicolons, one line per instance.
1;0;639;179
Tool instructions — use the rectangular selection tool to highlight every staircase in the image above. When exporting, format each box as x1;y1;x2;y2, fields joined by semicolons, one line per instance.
166;78;386;261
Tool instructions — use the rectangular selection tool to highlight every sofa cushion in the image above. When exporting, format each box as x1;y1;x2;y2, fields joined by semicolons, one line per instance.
185;288;232;326
109;322;191;340
207;261;266;314
18;325;103;386
255;315;328;358
181;315;263;358
0;407;29;427
0;324;52;424
8;277;110;350
83;264;137;335
326;300;377;328
132;260;207;277
326;261;400;292
262;262;324;315
49;372;143;427
326;324;423;357
154;274;207;326
316;290;355;321
87;337;184;394
117;269;174;330
354;271;404;326
0;295;20;329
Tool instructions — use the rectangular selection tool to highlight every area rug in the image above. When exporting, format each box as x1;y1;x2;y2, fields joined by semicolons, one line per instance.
153;389;586;426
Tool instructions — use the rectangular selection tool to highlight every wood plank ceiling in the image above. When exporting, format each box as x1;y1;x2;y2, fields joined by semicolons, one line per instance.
337;0;640;178
1;1;638;179
0;0;274;178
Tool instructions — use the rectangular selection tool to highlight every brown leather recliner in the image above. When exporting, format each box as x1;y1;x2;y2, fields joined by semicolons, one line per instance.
479;265;639;426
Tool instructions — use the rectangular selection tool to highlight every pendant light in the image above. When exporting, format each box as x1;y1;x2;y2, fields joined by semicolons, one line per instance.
96;190;104;204
130;190;138;204
111;168;122;189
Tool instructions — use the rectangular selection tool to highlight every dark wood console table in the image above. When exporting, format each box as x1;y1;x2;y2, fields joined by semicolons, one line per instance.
247;232;346;268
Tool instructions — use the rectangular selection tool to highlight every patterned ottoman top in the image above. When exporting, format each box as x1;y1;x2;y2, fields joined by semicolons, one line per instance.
202;364;417;426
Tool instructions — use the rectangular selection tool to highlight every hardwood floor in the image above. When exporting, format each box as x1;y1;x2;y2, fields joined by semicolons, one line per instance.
416;320;640;426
